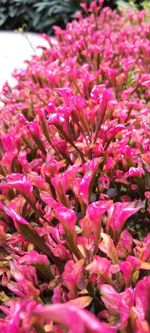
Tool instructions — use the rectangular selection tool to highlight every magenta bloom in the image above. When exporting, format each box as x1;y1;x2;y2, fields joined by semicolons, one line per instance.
100;284;134;326
0;1;149;331
106;200;142;238
135;277;150;323
0;173;35;203
34;303;117;333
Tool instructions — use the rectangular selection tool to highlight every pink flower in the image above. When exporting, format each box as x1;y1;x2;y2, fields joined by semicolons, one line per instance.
87;200;111;226
99;233;118;264
1;173;35;203
120;256;141;287
34;303;116;333
54;204;82;259
0;2;149;331
116;230;133;259
134;276;150;328
18;250;49;266
94;89;112;141
124;167;144;178
86;256;111;278
63;260;84;299
87;200;111;252
4;206;63;266
106;200;142;237
105;125;125;148
78;158;101;205
54;204;76;233
100;284;134;325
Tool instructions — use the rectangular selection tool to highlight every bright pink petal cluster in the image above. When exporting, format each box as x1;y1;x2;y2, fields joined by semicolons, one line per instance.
0;1;149;332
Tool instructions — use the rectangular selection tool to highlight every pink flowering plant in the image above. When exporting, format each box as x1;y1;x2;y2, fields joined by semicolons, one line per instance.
0;1;150;332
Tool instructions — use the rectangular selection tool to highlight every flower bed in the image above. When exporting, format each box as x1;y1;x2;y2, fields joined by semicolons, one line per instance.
0;1;149;332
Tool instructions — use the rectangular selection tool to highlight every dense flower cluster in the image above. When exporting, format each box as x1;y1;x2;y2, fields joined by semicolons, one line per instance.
0;1;150;332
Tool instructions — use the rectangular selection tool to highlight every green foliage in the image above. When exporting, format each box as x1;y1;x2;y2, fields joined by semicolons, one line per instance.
116;0;150;10
0;0;81;34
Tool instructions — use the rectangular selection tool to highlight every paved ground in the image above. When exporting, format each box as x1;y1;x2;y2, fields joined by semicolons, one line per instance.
0;31;50;89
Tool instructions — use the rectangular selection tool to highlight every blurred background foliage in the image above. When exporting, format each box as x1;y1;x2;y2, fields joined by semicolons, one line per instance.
0;0;148;34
